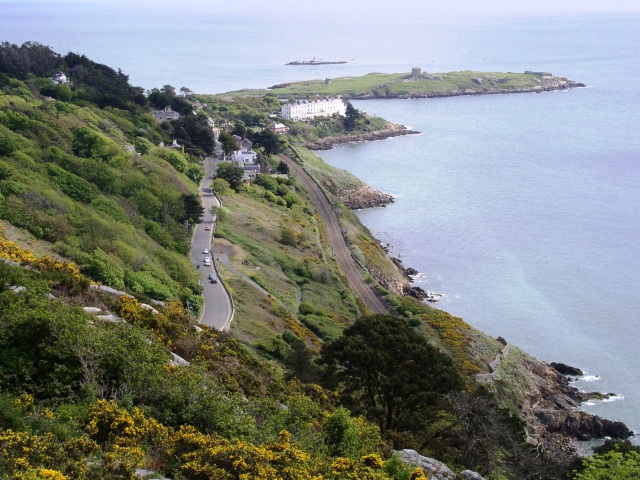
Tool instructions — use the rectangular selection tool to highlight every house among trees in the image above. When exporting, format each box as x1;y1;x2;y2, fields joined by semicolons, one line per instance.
271;122;289;134
152;106;181;124
231;135;257;164
242;164;260;182
50;71;69;85
280;97;346;121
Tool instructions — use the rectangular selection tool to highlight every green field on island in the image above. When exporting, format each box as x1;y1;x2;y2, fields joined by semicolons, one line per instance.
223;70;581;98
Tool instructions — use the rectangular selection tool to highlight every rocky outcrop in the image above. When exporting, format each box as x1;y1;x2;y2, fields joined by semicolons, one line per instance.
395;449;457;480
550;362;583;376
557;411;632;441
390;256;443;302
495;352;633;461
303;123;419;151
395;449;486;480
339;184;394;209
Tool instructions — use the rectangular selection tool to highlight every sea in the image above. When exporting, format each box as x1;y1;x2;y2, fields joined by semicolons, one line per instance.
2;1;640;438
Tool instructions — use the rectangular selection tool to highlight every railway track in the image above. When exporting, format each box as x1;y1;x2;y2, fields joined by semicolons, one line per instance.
282;155;388;315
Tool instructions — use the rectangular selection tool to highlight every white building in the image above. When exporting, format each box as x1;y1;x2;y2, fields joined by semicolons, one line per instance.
280;97;346;121
231;135;257;164
51;72;69;85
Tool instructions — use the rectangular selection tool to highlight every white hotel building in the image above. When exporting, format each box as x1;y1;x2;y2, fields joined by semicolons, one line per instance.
280;97;346;121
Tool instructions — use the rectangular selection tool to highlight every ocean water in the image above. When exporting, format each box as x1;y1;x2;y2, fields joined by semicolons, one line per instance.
2;2;640;435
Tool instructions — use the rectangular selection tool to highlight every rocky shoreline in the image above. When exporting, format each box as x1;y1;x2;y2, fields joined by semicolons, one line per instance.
512;354;633;462
303;123;419;151
322;146;633;461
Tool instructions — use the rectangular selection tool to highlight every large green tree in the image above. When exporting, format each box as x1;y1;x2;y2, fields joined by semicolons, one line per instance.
320;314;462;436
574;451;640;480
215;161;244;191
218;131;238;156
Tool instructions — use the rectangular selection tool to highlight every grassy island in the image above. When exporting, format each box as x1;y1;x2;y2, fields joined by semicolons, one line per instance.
224;69;584;99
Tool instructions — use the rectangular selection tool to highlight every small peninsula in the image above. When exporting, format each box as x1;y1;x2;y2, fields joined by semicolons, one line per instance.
225;68;584;99
286;58;347;65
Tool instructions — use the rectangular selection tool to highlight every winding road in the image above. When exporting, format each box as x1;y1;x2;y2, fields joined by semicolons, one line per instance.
281;153;388;315
192;157;234;331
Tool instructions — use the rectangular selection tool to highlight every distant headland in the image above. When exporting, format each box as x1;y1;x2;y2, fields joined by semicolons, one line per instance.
286;58;347;66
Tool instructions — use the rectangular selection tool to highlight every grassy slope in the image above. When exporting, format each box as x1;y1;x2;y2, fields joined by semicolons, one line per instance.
214;178;361;353
224;71;564;98
0;81;202;305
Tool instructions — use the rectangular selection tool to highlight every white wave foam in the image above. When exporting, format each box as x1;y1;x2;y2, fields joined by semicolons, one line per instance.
602;394;624;403
583;394;624;406
582;375;601;382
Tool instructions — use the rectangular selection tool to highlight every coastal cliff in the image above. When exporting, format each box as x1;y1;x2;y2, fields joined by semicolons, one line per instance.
489;347;632;462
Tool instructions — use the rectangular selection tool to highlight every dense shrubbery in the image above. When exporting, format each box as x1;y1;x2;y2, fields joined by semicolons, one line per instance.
0;75;205;300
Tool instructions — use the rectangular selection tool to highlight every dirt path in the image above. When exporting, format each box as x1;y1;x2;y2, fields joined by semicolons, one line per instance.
281;154;388;315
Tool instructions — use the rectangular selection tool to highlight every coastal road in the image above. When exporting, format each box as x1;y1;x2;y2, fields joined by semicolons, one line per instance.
191;157;234;331
281;154;388;315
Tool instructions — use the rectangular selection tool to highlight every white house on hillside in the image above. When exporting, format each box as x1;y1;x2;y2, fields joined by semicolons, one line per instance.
231;135;257;164
281;97;346;121
51;72;69;85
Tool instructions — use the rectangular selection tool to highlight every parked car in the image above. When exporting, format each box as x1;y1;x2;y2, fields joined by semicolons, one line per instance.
204;257;210;263
209;278;218;284
205;226;212;231
203;248;209;254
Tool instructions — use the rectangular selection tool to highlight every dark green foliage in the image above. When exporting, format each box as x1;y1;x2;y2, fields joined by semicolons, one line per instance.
168;113;215;157
276;159;290;174
249;129;282;155
181;192;205;224
0;136;16;156
46;163;99;203
218;130;238;156
0;41;62;79
320;314;463;435
343;101;364;131
254;173;279;192
148;84;192;114
594;439;640;456
64;51;147;109
284;339;320;383
71;126;111;160
2;110;30;131
215;161;244;190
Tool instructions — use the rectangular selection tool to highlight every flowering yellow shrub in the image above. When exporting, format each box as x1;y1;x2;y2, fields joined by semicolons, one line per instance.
409;467;428;479
0;234;84;283
361;454;384;469
169;426;323;480
0;429;56;475
15;468;69;480
86;399;168;448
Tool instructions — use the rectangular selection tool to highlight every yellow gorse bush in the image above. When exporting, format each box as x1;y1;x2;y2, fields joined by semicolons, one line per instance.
0;234;84;282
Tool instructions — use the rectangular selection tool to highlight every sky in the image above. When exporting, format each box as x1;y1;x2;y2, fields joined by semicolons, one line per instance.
6;0;640;18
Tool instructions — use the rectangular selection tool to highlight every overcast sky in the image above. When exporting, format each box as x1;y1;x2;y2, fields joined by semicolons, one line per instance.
11;0;640;17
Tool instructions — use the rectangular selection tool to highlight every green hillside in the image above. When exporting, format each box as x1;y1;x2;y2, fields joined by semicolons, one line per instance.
0;43;620;480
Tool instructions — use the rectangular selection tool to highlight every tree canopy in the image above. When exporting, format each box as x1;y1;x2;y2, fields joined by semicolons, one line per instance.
320;314;462;435
215;161;244;191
